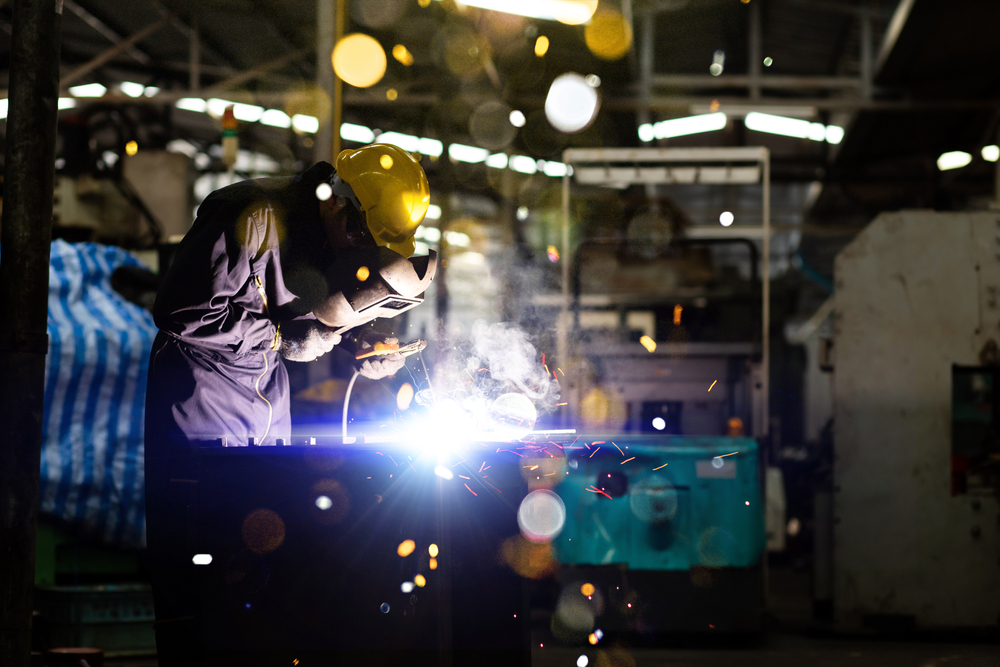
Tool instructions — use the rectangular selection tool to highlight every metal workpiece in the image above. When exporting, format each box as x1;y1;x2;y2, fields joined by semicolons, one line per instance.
833;211;1000;630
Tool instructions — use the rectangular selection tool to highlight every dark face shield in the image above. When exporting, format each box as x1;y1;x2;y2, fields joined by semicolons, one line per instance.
313;246;437;332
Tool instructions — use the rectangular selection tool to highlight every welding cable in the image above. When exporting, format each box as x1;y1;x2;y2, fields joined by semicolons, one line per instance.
255;351;273;445
342;369;361;442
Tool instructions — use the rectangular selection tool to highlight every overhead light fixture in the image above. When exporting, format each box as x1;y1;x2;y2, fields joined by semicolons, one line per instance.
485;153;508;169
176;98;208;113
937;151;972;171
232;103;264;123
509;155;538;174
68;83;106;98
982;145;1000;162
119;81;145;98
292;114;319;134
445;0;598;25
638;112;727;142
745;112;843;145
260;109;292;129
0;99;7;119
58;98;76;110
206;98;234;118
341;122;375;143
448;143;490;163
425;204;442;220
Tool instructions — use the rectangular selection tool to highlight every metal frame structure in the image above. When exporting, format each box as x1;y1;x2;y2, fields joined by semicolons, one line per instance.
559;146;772;437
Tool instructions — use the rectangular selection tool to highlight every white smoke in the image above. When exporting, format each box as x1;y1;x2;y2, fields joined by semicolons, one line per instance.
418;320;561;436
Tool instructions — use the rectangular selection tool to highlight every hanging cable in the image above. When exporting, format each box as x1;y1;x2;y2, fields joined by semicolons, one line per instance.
255;351;273;445
342;369;361;442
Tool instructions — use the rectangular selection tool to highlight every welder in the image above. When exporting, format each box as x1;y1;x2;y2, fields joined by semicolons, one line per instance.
143;144;434;665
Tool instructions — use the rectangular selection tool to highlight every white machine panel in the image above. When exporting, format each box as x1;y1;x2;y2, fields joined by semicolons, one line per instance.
833;211;1000;629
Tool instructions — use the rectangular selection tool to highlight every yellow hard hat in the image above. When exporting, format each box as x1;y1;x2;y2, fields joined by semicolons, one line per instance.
334;143;430;258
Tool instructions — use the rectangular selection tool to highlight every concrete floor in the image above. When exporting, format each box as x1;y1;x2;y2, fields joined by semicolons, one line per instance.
104;566;999;667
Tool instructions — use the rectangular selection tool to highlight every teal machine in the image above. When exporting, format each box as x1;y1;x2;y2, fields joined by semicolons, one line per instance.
551;435;765;635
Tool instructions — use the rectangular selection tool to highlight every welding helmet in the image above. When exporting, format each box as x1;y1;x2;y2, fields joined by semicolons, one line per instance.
332;143;429;258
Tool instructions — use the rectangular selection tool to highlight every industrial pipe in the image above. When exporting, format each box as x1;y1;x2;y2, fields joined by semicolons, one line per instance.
0;1;62;665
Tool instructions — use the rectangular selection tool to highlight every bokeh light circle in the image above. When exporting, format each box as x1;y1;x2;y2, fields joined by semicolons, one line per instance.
315;495;333;510
241;509;286;554
652;417;666;430
351;0;406;29
584;9;632;61
509;110;526;128
544;73;600;133
719;211;734;226
470;101;517;150
517;489;566;541
380;603;390;613
333;34;387;88
316;182;332;201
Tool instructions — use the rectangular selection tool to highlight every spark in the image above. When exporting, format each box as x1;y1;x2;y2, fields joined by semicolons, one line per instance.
673;304;683;325
593;441;606;445
556;402;567;406
459;474;470;479
450;459;466;467
620;457;635;464
612;442;624;456
714;452;739;458
387;454;398;466
544;364;550;374
464;483;478;496
544;472;556;476
586;486;613;499
708;380;717;392
652;463;668;471
529;465;539;470
558;368;564;376
482;478;502;493
478;462;486;473
589;448;599;458
376;452;383;456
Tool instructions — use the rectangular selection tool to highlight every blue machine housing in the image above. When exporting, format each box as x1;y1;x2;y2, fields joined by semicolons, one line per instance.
555;436;765;569
550;435;766;634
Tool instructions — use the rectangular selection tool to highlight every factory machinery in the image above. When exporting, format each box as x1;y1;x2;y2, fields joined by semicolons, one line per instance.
831;211;1000;631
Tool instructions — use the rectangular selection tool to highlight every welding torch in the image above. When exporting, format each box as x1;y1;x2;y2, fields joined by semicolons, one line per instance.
355;338;427;360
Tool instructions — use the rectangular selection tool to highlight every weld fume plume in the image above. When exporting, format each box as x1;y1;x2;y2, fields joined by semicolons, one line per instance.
428;320;560;433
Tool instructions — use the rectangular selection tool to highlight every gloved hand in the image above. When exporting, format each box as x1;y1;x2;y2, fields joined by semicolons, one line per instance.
277;320;341;362
354;331;406;380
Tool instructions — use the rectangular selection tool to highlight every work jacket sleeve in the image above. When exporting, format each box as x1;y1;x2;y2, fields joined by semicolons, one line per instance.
153;195;279;355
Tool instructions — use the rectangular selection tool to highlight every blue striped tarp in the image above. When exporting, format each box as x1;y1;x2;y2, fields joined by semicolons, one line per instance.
39;240;157;548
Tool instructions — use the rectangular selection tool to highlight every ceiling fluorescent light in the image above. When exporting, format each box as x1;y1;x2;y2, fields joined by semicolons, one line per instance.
176;98;208;113
120;81;145;98
652;112;727;140
982;145;1000;162
449;144;490;163
417;137;444;157
0;99;7;119
936;151;972;171
449;0;597;24
68;83;106;98
377;131;420;152
260;109;292;129
638;123;655;142
292;114;319;134
745;112;829;142
58;98;76;110
232;103;264;123
341;123;375;143
206;98;233;117
485;153;508;169
509;155;538;174
425;204;442;220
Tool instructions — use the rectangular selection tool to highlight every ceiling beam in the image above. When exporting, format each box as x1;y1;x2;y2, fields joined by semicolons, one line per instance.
60;13;174;87
63;0;149;65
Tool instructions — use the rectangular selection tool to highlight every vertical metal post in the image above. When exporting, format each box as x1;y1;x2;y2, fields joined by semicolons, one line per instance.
189;14;200;93
0;0;62;665
314;0;335;164
558;168;570;426
748;0;762;100
638;14;653;131
333;0;345;158
761;151;770;439
860;11;873;101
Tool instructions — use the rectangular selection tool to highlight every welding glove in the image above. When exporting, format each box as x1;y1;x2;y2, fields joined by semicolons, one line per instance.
354;330;406;380
277;320;342;362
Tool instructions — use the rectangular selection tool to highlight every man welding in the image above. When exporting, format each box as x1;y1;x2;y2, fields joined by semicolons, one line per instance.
144;144;435;664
